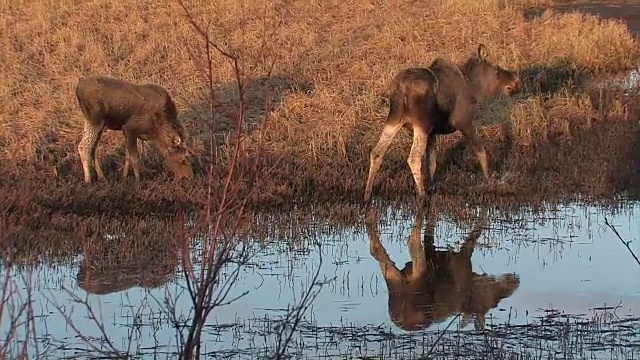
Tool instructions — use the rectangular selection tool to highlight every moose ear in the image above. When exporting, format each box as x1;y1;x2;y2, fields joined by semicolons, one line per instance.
477;44;489;60
172;135;182;147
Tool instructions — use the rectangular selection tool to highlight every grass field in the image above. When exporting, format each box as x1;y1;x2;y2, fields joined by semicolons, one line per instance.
0;0;638;165
1;0;639;260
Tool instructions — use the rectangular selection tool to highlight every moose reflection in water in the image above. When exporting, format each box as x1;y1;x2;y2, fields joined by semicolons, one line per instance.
365;203;520;331
77;234;179;295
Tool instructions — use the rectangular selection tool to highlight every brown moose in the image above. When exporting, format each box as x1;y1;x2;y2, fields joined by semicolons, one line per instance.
365;204;520;331
75;75;194;184
364;44;520;203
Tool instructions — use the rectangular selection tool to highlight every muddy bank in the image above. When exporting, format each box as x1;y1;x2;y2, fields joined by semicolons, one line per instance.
2;113;640;268
2;116;640;212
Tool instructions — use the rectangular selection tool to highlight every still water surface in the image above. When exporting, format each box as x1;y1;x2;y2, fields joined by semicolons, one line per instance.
3;201;640;359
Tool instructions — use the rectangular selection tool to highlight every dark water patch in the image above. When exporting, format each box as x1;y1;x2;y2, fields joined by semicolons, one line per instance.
525;1;640;37
612;67;640;91
585;66;640;102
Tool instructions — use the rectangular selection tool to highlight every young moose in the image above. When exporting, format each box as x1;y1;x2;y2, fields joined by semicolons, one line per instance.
365;204;520;331
75;75;194;184
364;45;519;203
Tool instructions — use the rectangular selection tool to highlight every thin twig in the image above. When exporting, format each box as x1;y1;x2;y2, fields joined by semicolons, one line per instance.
44;287;127;358
271;242;331;360
604;216;640;267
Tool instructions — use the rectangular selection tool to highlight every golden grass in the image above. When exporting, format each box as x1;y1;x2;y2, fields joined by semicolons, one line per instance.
0;0;638;173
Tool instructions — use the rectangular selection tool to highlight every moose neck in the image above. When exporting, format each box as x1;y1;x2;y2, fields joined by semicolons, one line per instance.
154;129;175;158
458;60;490;103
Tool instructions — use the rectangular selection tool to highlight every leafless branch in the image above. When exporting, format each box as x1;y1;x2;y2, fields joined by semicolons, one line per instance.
44;287;129;359
0;257;40;359
270;243;332;360
604;216;640;267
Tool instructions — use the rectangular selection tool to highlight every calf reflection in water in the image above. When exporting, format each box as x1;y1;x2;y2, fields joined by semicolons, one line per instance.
77;235;179;295
365;205;520;331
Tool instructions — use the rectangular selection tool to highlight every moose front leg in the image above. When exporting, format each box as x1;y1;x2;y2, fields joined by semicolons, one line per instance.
365;211;404;283
93;146;106;182
122;131;141;183
406;203;428;278
450;100;491;183
425;132;439;193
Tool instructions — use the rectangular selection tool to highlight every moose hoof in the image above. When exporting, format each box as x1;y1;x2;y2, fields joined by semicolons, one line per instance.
427;182;441;194
498;171;515;184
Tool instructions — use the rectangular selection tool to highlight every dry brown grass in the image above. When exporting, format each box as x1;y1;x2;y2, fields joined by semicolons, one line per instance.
0;0;638;179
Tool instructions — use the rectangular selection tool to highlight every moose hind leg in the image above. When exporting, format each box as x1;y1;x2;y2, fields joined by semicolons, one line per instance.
93;143;106;181
122;143;131;179
78;123;104;184
407;127;429;199
407;95;434;200
364;118;404;203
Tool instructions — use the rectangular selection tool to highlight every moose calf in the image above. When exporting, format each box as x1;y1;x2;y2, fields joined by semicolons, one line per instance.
75;75;194;184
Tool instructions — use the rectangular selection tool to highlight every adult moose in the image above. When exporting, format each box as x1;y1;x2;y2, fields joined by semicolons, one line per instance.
365;204;520;331
364;44;519;203
75;75;194;184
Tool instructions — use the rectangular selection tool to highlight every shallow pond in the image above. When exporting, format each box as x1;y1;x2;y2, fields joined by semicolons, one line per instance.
2;200;640;359
527;0;640;37
527;0;640;97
